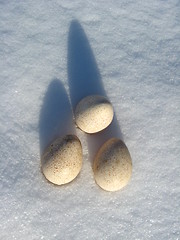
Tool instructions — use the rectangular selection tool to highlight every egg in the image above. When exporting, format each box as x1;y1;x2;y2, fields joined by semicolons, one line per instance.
75;95;114;134
41;135;82;185
93;138;132;192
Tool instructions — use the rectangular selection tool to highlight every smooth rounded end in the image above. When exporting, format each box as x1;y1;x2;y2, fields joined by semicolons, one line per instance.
93;138;132;192
75;95;114;133
41;135;82;185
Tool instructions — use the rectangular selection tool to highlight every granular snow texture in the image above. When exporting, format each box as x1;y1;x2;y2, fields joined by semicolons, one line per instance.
0;1;180;239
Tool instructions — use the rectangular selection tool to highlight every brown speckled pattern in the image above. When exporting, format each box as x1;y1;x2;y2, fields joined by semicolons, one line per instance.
93;138;132;192
75;95;114;133
41;135;82;185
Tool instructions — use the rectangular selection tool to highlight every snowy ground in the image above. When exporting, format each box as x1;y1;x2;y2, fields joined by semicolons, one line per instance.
0;0;180;239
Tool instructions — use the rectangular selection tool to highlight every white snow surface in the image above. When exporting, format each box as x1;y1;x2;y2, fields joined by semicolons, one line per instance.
0;0;180;239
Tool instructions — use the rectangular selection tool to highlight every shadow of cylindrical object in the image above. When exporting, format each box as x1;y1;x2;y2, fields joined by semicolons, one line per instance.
39;79;75;156
68;20;123;164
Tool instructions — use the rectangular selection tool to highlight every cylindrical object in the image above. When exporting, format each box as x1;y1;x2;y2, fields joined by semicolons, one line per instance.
42;135;83;185
75;95;114;134
93;138;132;192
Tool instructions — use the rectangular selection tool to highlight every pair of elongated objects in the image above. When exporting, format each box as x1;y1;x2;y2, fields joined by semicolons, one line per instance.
41;95;132;192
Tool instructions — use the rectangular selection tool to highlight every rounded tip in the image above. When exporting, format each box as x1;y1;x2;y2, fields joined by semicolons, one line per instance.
93;138;132;192
75;95;114;134
41;135;83;185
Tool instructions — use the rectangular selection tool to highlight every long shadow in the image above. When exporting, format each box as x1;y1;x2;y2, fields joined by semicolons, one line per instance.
39;79;75;156
68;20;105;110
68;20;123;163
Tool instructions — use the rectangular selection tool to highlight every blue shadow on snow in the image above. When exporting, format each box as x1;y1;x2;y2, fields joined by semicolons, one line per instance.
68;20;123;163
39;79;75;156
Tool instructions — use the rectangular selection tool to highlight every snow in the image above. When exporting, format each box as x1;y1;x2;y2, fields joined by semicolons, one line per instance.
0;0;180;239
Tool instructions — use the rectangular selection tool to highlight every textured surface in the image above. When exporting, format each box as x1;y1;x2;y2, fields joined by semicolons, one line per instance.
75;95;114;133
93;138;132;192
42;135;82;185
0;0;180;240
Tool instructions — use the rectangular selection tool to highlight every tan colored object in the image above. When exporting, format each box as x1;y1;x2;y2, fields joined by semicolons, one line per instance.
93;138;132;192
41;135;82;185
75;95;114;134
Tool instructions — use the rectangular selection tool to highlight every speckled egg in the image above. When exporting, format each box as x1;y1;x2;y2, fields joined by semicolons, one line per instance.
75;95;114;134
41;135;82;185
93;138;132;192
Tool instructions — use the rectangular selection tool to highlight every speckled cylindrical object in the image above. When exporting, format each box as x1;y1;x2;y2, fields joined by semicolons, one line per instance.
41;135;82;185
75;95;114;134
93;138;132;192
